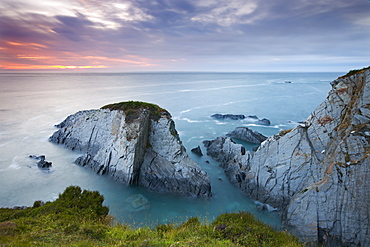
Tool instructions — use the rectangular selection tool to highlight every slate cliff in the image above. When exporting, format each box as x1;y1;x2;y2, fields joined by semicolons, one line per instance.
50;102;211;198
204;69;370;246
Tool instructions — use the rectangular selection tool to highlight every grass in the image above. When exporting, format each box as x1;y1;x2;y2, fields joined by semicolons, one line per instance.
0;186;303;246
101;101;170;122
338;66;370;79
279;128;293;137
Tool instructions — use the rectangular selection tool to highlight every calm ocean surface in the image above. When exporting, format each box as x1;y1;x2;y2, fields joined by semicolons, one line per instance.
0;72;342;228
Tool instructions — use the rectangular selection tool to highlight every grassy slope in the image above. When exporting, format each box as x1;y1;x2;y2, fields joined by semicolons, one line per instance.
0;186;303;246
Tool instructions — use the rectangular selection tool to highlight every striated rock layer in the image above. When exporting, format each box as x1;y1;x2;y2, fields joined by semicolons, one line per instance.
49;103;211;198
204;69;370;246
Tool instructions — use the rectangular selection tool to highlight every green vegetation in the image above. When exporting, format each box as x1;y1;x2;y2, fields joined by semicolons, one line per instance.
101;101;170;122
339;66;370;79
0;186;303;246
279;128;293;137
299;188;309;194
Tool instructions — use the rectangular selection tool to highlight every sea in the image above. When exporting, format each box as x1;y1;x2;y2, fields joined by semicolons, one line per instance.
0;72;343;228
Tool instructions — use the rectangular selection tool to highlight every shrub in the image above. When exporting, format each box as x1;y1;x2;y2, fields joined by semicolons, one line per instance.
0;188;303;246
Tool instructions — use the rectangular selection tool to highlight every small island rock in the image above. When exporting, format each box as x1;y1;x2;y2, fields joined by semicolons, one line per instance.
191;146;203;156
49;101;211;198
29;155;52;169
226;127;267;144
211;114;270;125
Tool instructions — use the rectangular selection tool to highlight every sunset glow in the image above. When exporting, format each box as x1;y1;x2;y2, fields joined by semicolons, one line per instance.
1;0;369;72
7;41;48;49
0;64;107;70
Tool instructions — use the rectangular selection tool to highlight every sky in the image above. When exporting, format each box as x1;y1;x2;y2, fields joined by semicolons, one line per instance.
0;0;369;72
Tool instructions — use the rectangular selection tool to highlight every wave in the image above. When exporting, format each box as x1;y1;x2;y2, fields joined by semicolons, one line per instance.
215;121;227;125
9;156;21;170
173;116;207;123
28;114;46;121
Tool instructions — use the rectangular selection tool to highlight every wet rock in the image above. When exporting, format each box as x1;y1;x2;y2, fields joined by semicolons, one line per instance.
257;118;271;125
226;127;267;144
211;114;270;125
191;146;203;156
211;113;245;120
29;155;52;169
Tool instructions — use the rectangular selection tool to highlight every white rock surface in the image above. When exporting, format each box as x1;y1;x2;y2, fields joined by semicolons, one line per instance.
204;70;370;245
50;107;211;197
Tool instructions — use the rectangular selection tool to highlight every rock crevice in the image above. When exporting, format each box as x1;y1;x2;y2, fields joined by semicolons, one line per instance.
50;103;211;198
204;70;370;246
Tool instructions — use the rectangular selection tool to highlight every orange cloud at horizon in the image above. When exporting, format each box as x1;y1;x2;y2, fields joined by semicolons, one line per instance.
1;39;159;70
6;41;48;49
0;63;107;70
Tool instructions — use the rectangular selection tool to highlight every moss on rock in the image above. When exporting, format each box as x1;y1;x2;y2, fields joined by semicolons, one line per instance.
101;101;170;122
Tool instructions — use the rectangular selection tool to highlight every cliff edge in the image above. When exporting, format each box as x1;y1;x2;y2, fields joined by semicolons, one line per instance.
49;101;211;198
204;68;370;246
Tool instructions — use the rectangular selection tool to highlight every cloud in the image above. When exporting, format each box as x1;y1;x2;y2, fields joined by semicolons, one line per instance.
0;0;369;71
191;0;260;26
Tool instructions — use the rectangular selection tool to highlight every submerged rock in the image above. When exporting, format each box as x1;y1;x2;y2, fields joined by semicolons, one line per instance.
49;101;211;198
226;127;267;144
125;194;149;212
205;69;370;246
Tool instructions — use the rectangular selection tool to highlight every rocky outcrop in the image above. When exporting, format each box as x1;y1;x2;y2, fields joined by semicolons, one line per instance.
49;102;211;198
226;127;267;144
203;137;252;188
204;69;370;246
211;114;271;125
29;155;52;169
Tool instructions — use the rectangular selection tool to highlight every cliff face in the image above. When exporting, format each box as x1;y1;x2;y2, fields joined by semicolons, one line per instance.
49;104;211;198
204;70;370;246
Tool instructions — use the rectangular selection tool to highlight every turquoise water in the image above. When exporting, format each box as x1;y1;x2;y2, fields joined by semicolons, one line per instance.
0;72;342;228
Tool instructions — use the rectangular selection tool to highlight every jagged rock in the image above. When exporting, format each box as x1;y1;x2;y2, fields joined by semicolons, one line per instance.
29;155;52;169
226;127;267;144
204;69;370;246
49;102;211;198
191;146;203;156
203;137;253;190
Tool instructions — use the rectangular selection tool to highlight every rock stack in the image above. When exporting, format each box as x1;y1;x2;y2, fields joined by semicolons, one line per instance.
50;102;211;198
